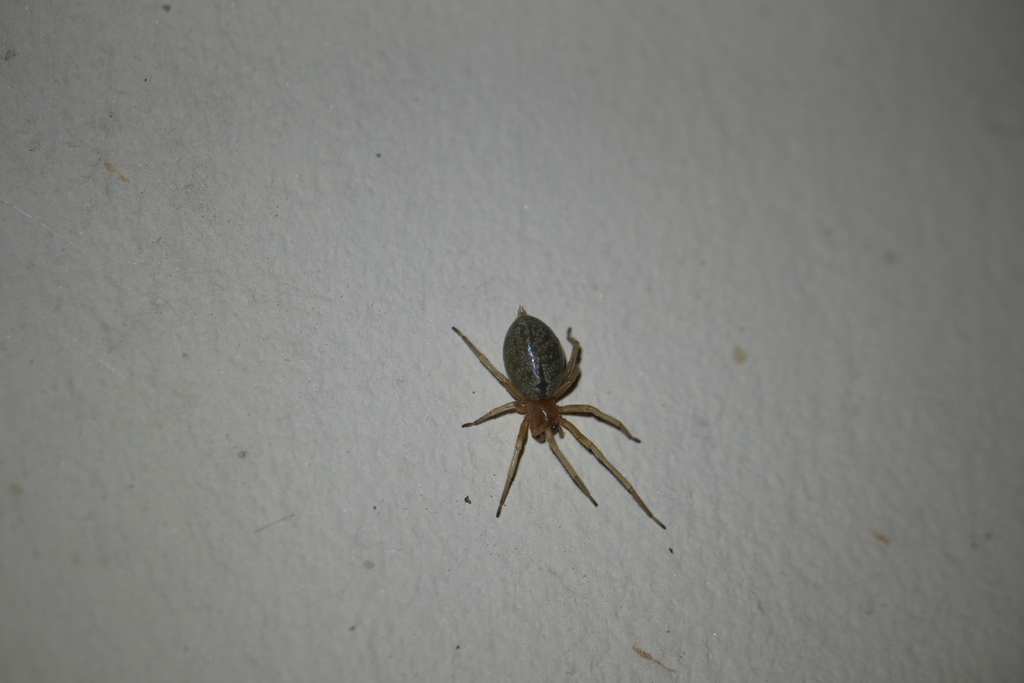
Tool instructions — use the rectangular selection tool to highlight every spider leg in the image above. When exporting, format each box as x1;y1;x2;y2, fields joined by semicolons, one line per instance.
462;401;523;428
565;328;581;376
452;327;525;401
545;429;598;508
561;419;665;529
551;329;583;400
558;404;641;442
497;418;531;518
553;364;581;401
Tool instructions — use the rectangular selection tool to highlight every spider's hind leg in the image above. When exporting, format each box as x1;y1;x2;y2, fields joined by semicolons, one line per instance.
453;326;525;401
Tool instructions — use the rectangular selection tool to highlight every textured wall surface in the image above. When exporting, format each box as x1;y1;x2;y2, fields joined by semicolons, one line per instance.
2;1;1022;680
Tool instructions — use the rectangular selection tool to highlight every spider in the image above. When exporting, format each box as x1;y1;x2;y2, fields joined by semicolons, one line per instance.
452;306;666;528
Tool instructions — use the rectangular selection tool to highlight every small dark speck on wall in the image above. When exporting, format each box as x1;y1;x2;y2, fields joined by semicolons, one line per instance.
733;345;748;365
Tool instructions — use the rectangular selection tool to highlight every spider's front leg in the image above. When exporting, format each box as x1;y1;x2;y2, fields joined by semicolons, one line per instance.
561;419;665;529
558;404;641;442
496;418;531;518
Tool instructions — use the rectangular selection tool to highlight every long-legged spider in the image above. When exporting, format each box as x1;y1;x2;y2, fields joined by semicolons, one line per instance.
452;306;666;528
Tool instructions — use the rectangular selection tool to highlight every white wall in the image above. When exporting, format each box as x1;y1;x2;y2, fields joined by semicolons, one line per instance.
2;1;1022;680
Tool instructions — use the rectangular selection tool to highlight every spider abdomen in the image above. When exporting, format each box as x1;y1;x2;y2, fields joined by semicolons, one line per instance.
503;306;566;402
